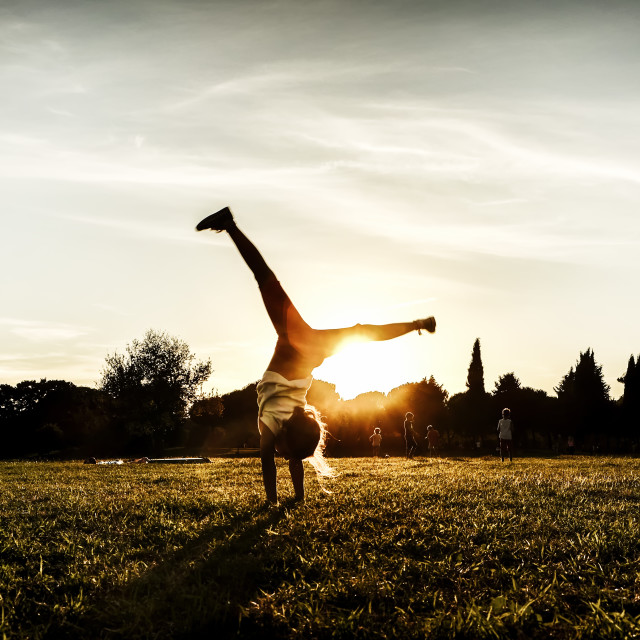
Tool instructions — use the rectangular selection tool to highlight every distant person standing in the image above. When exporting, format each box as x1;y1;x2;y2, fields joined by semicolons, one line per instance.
426;424;440;457
369;427;382;458
497;408;513;462
567;435;575;455
404;412;417;459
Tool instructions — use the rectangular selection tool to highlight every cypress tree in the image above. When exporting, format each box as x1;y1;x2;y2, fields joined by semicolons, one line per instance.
619;356;636;410
466;338;485;396
619;355;640;436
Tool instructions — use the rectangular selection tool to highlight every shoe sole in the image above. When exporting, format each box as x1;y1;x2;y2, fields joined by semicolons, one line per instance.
196;206;232;231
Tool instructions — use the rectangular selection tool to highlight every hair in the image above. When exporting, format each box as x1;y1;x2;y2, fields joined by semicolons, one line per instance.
502;408;511;418
282;404;336;480
405;412;414;420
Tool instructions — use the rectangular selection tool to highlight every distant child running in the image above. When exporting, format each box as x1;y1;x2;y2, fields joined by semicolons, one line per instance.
196;207;436;503
369;427;382;458
497;408;513;462
426;424;440;457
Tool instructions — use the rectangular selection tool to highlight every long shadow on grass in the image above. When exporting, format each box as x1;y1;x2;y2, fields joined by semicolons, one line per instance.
55;502;295;640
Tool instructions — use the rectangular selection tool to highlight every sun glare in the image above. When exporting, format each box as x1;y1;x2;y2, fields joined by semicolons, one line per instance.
314;338;416;400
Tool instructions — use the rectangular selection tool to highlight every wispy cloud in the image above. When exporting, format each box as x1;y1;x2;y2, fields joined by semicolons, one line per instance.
388;297;438;310
0;351;100;386
92;303;131;317
0;318;89;342
53;213;229;246
12;327;85;341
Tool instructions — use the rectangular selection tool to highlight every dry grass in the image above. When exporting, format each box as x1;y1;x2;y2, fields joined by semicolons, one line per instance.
1;456;639;639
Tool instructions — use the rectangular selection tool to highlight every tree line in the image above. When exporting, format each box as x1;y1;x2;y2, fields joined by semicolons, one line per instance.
1;331;639;459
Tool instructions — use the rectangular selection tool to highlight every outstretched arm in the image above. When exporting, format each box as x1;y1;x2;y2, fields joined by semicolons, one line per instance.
311;317;435;360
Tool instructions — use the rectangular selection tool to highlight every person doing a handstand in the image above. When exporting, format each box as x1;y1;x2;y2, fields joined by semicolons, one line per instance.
196;207;436;504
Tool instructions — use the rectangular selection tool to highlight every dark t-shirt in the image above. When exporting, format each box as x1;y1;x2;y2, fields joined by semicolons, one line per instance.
404;420;416;443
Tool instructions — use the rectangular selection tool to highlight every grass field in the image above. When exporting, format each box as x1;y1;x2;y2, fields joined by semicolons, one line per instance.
1;456;640;639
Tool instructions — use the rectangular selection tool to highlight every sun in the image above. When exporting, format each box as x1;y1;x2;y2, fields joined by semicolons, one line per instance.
314;337;416;400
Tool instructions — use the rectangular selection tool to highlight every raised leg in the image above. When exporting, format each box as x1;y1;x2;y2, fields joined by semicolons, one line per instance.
224;223;314;342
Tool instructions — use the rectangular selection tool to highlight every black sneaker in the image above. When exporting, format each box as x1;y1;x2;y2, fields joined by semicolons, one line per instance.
415;317;436;334
196;206;234;232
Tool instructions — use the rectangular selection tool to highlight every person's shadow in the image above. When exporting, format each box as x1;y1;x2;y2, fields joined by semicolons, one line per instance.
53;501;299;639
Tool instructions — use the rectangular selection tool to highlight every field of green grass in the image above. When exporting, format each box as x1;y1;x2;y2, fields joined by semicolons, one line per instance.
1;456;639;639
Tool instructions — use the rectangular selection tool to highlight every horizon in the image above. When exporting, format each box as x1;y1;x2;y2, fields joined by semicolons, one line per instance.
2;0;639;402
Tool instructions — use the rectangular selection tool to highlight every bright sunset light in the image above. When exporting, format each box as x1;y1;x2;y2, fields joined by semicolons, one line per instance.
315;337;430;400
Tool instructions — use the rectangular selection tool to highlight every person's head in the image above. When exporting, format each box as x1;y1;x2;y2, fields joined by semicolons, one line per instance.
502;408;511;418
427;424;432;431
278;405;336;480
405;412;414;420
374;427;381;434
280;405;321;460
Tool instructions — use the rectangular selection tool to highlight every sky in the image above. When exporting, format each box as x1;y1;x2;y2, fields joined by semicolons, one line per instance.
1;0;639;402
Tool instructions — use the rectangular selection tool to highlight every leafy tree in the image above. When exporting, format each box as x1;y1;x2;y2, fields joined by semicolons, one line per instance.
100;330;212;451
0;380;110;458
188;394;225;451
190;395;224;424
211;382;258;449
307;379;342;417
494;372;522;396
555;348;613;448
400;376;450;443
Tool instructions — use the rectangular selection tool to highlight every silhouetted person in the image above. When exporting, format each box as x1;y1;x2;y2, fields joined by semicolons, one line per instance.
323;429;341;458
196;207;436;503
497;408;513;462
426;424;440;457
404;412;418;459
369;427;382;458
